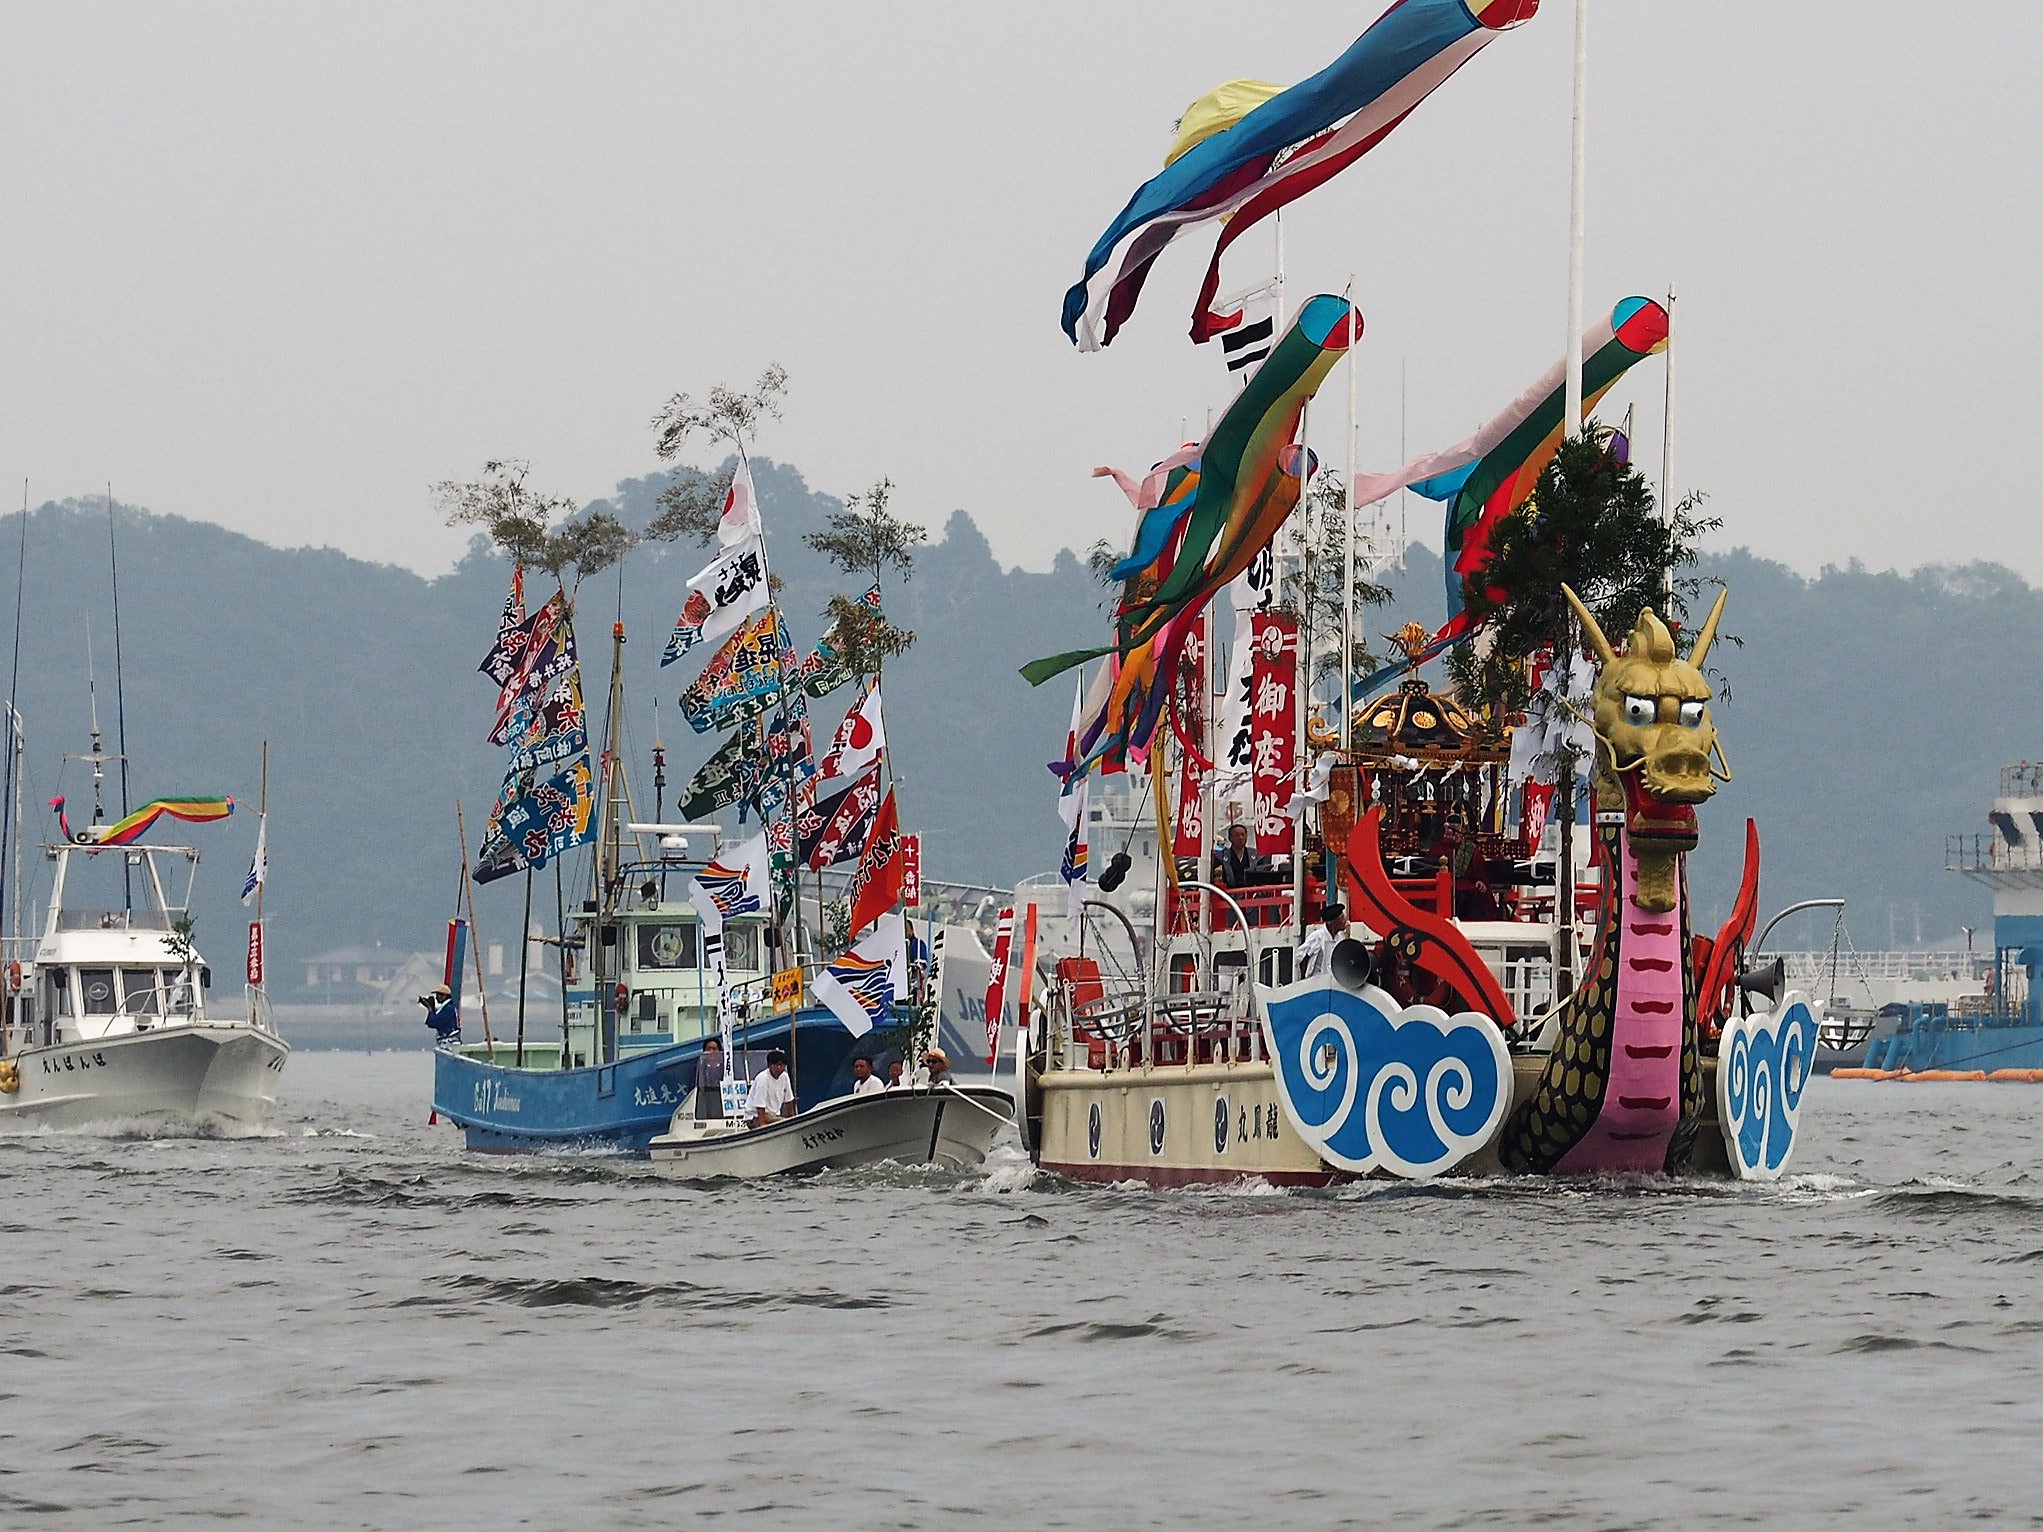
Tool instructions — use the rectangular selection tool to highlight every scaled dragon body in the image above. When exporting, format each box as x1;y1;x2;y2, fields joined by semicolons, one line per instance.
1499;585;1728;1175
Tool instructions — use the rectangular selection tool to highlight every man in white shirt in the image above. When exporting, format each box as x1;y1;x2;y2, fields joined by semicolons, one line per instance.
1297;903;1349;980
746;1049;797;1128
850;1056;885;1096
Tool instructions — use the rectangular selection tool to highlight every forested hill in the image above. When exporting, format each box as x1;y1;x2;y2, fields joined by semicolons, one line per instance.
7;466;2033;980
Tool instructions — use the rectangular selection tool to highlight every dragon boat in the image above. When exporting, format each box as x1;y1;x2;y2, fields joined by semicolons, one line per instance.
1023;588;1819;1186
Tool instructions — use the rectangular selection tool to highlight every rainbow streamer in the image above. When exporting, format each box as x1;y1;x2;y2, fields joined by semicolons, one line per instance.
90;795;234;846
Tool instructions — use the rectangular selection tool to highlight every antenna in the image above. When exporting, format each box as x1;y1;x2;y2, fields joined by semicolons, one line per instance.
108;486;133;908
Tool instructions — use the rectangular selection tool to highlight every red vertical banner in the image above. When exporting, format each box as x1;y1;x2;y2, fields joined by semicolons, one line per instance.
900;834;921;906
1522;782;1556;853
246;922;264;987
1170;611;1208;862
1015;904;1040;1018
1249;611;1299;855
984;907;1014;1065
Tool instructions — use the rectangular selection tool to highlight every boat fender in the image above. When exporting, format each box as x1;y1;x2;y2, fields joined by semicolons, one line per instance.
0;1060;17;1093
5;961;18;993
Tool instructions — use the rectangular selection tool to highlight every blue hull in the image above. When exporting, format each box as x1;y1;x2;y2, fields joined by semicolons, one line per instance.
433;1010;864;1154
1862;1018;2043;1074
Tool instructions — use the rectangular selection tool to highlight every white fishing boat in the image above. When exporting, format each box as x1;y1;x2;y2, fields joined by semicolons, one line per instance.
647;1081;1015;1179
0;835;287;1129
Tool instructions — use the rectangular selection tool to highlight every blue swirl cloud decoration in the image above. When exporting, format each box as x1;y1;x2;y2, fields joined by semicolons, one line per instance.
1258;977;1510;1178
1718;990;1819;1180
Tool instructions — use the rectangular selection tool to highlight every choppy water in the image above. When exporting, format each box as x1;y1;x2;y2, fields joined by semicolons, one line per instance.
2;1054;2039;1529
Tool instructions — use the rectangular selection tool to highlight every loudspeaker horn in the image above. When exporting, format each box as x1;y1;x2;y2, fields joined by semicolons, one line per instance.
1330;938;1374;992
1736;955;1785;1004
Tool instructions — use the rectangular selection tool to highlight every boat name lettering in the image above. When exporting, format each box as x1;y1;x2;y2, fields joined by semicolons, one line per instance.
1232;1103;1279;1145
800;1126;846;1150
41;1051;110;1074
633;1083;682;1108
472;1079;523;1114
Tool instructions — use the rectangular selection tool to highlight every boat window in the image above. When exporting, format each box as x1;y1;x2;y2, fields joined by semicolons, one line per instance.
635;923;697;971
724;925;761;972
79;968;118;1015
121;969;162;1014
49;969;72;1017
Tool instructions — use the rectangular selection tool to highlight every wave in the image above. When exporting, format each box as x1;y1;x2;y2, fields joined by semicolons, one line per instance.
389;1272;893;1313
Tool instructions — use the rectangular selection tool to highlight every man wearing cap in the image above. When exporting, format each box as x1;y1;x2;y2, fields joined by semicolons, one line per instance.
922;1047;954;1087
419;984;461;1047
746;1049;797;1129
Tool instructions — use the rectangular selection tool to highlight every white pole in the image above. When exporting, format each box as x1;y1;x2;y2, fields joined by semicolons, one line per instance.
1564;0;1590;438
1659;284;1676;519
1273;212;1287;334
1343;279;1357;750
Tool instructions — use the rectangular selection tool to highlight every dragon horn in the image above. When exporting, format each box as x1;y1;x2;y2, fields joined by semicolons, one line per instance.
1560;584;1615;666
1688;587;1729;669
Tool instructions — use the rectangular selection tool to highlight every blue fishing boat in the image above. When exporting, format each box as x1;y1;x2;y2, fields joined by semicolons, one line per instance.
1852;759;2043;1074
432;851;864;1153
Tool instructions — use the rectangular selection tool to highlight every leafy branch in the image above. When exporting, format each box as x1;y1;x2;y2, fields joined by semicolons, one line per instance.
434;460;632;595
645;366;788;546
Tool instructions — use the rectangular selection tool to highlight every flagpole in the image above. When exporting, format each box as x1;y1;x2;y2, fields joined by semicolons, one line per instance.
1659;283;1676;522
1343;278;1357;750
250;740;267;1025
455;799;495;1061
1564;0;1590;437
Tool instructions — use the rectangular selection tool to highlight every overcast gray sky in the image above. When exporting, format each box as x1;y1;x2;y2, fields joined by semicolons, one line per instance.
3;3;2035;581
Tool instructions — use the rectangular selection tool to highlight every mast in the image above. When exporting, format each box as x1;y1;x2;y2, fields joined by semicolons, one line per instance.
107;486;133;909
249;742;268;1024
1659;283;1677;523
598;615;628;1066
1563;0;1590;436
1343;281;1358;750
0;481;26;968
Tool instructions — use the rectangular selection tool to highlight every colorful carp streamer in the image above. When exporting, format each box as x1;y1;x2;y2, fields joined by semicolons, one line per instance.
1352;296;1670;690
1061;0;1537;351
62;794;235;846
1025;294;1357;773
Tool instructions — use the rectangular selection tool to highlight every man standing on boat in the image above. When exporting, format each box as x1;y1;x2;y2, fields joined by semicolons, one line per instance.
1214;822;1272;889
419;985;460;1048
850;1056;885;1096
747;1049;797;1128
1297;903;1349;979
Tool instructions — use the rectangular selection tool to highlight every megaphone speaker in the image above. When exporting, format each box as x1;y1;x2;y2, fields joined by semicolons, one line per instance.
1736;955;1786;1005
1330;938;1374;992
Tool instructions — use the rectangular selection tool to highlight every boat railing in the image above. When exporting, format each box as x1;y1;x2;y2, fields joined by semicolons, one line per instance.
1165;883;1299;932
55;908;174;932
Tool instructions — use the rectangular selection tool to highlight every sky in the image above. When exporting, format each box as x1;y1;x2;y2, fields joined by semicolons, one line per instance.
2;2;2036;582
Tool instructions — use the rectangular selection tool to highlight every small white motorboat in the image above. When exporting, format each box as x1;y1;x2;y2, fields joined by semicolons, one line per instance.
647;1083;1015;1180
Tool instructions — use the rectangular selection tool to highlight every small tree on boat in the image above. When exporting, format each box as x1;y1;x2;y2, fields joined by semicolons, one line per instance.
433;459;633;599
644;364;789;546
1279;468;1394;703
804;477;926;681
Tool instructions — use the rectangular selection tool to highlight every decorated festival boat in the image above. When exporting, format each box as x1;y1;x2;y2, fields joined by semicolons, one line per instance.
429;441;958;1153
1006;0;1818;1186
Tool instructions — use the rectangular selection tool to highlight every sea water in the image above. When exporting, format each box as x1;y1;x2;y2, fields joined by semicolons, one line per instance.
0;1053;2036;1529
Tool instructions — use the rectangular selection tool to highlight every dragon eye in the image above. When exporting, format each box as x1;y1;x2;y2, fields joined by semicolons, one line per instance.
1678;700;1705;728
1623;694;1656;727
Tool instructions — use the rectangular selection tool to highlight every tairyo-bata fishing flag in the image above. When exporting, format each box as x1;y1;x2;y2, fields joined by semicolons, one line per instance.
818;683;884;782
718;457;763;549
662;534;770;665
241;814;267;905
478;565;526;686
1061;0;1538;351
686;831;771;937
810;912;906;1039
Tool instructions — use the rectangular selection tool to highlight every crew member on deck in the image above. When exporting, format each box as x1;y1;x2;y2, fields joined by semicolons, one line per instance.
923;1048;954;1087
747;1049;797;1128
1297;903;1349;979
850;1056;885;1096
695;1037;727;1120
420;985;460;1047
1214;823;1272;889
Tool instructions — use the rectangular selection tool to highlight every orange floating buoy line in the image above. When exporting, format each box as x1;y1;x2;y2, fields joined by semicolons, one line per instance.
1830;1067;2043;1083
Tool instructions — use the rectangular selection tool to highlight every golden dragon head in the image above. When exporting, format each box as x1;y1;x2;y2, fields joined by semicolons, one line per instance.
1562;584;1728;909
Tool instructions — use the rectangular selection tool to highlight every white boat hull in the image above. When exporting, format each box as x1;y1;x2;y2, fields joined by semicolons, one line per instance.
647;1086;1014;1180
0;1024;290;1130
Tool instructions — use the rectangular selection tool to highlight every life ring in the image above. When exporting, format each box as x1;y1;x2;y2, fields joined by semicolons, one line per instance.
0;1060;18;1094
